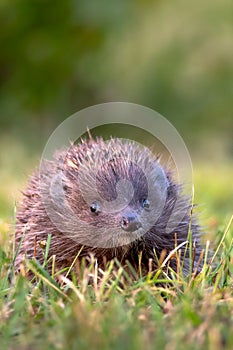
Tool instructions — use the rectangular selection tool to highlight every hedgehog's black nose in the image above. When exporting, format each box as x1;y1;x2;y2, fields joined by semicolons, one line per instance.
120;212;142;232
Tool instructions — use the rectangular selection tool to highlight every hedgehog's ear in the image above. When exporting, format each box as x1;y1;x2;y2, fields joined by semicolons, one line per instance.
151;165;170;206
155;165;169;190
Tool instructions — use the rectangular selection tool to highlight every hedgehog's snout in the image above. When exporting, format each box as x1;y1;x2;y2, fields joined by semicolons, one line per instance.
120;210;142;232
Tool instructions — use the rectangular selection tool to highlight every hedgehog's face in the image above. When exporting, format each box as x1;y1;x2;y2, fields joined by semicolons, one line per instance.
87;158;150;232
61;139;169;247
67;155;168;235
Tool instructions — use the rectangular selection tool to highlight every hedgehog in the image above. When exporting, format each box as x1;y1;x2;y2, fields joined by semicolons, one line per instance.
15;135;203;277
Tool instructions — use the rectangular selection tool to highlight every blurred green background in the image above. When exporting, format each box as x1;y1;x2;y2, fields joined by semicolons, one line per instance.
0;0;232;233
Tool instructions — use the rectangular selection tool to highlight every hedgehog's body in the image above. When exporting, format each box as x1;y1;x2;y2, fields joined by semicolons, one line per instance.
15;137;203;276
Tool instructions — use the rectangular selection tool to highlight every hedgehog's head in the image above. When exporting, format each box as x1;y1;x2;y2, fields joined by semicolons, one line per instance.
45;137;170;249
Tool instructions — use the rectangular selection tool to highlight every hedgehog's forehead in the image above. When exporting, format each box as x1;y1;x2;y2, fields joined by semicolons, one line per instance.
72;138;148;164
64;139;159;182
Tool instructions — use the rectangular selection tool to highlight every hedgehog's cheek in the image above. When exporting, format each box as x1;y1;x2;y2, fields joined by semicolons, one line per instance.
120;210;142;232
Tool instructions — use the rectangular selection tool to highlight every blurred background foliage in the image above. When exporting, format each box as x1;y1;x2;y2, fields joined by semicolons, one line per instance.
0;0;232;230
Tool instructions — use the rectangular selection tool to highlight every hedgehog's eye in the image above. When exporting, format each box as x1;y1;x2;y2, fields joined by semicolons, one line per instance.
90;201;101;214
141;198;150;210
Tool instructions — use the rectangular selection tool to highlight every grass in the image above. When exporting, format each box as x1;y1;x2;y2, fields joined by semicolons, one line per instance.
0;213;232;350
